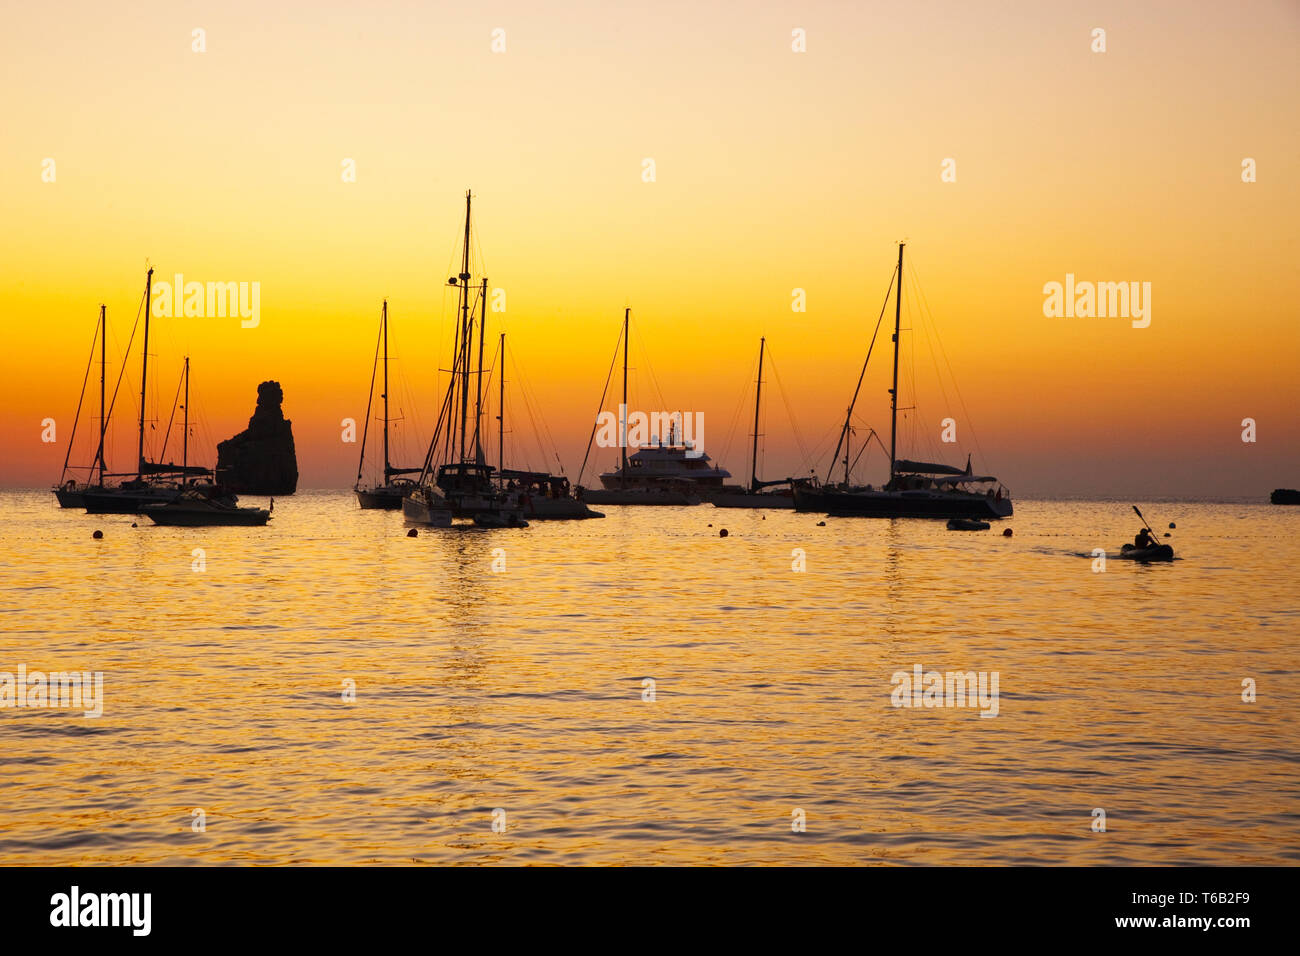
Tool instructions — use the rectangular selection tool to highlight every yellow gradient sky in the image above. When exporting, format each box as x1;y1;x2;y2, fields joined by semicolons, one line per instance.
2;0;1297;495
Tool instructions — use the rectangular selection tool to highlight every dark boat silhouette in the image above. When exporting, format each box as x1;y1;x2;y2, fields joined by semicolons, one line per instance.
354;299;423;509
580;308;729;506
403;191;528;527
65;268;228;514
793;243;1012;520
142;490;270;527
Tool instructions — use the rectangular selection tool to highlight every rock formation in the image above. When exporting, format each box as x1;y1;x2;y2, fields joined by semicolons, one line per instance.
216;381;299;494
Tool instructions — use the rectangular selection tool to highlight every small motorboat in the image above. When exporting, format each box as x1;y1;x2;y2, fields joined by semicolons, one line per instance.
143;491;270;526
946;517;990;531
1118;542;1174;562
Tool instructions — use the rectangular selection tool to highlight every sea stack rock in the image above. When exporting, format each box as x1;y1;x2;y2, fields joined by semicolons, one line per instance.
216;381;299;494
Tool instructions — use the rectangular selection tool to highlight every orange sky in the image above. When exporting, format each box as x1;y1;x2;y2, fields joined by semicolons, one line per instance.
2;0;1297;495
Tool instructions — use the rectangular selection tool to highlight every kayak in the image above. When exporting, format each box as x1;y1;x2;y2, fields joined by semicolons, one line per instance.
946;518;990;531
1119;543;1174;562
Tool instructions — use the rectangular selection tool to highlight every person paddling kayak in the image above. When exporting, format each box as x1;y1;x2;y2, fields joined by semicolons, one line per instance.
1133;526;1155;549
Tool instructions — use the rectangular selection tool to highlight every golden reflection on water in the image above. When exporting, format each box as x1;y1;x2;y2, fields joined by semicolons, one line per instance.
0;490;1297;864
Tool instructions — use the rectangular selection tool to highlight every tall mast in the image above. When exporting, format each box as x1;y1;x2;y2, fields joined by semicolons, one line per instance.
137;267;153;480
621;307;629;488
96;305;106;485
381;299;390;479
888;243;905;482
750;337;765;492
182;356;189;479
474;277;487;464
497;331;505;476
844;418;851;485
457;190;473;462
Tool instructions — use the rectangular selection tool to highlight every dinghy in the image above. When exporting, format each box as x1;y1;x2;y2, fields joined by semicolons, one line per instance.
1118;505;1175;560
1118;543;1174;562
946;518;990;531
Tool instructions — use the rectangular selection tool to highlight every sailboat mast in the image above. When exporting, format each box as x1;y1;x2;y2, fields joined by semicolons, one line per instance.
498;331;505;476
888;243;904;482
750;337;765;492
845;423;851;485
621;307;629;488
381;299;390;479
97;305;106;485
137;267;153;481
182;356;189;479
475;277;487;464
457;190;473;462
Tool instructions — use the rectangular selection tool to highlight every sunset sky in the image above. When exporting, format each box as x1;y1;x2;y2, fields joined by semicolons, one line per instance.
2;0;1297;495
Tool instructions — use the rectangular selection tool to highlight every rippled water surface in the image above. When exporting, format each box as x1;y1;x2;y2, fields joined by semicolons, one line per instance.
1;490;1297;864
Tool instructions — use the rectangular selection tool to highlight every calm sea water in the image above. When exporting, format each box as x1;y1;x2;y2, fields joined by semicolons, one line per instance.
1;490;1296;865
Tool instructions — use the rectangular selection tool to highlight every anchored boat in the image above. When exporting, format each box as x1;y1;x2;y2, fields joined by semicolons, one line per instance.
355;299;424;509
403;191;526;527
579;308;729;506
53;305;110;508
793;243;1012;520
73;269;228;514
